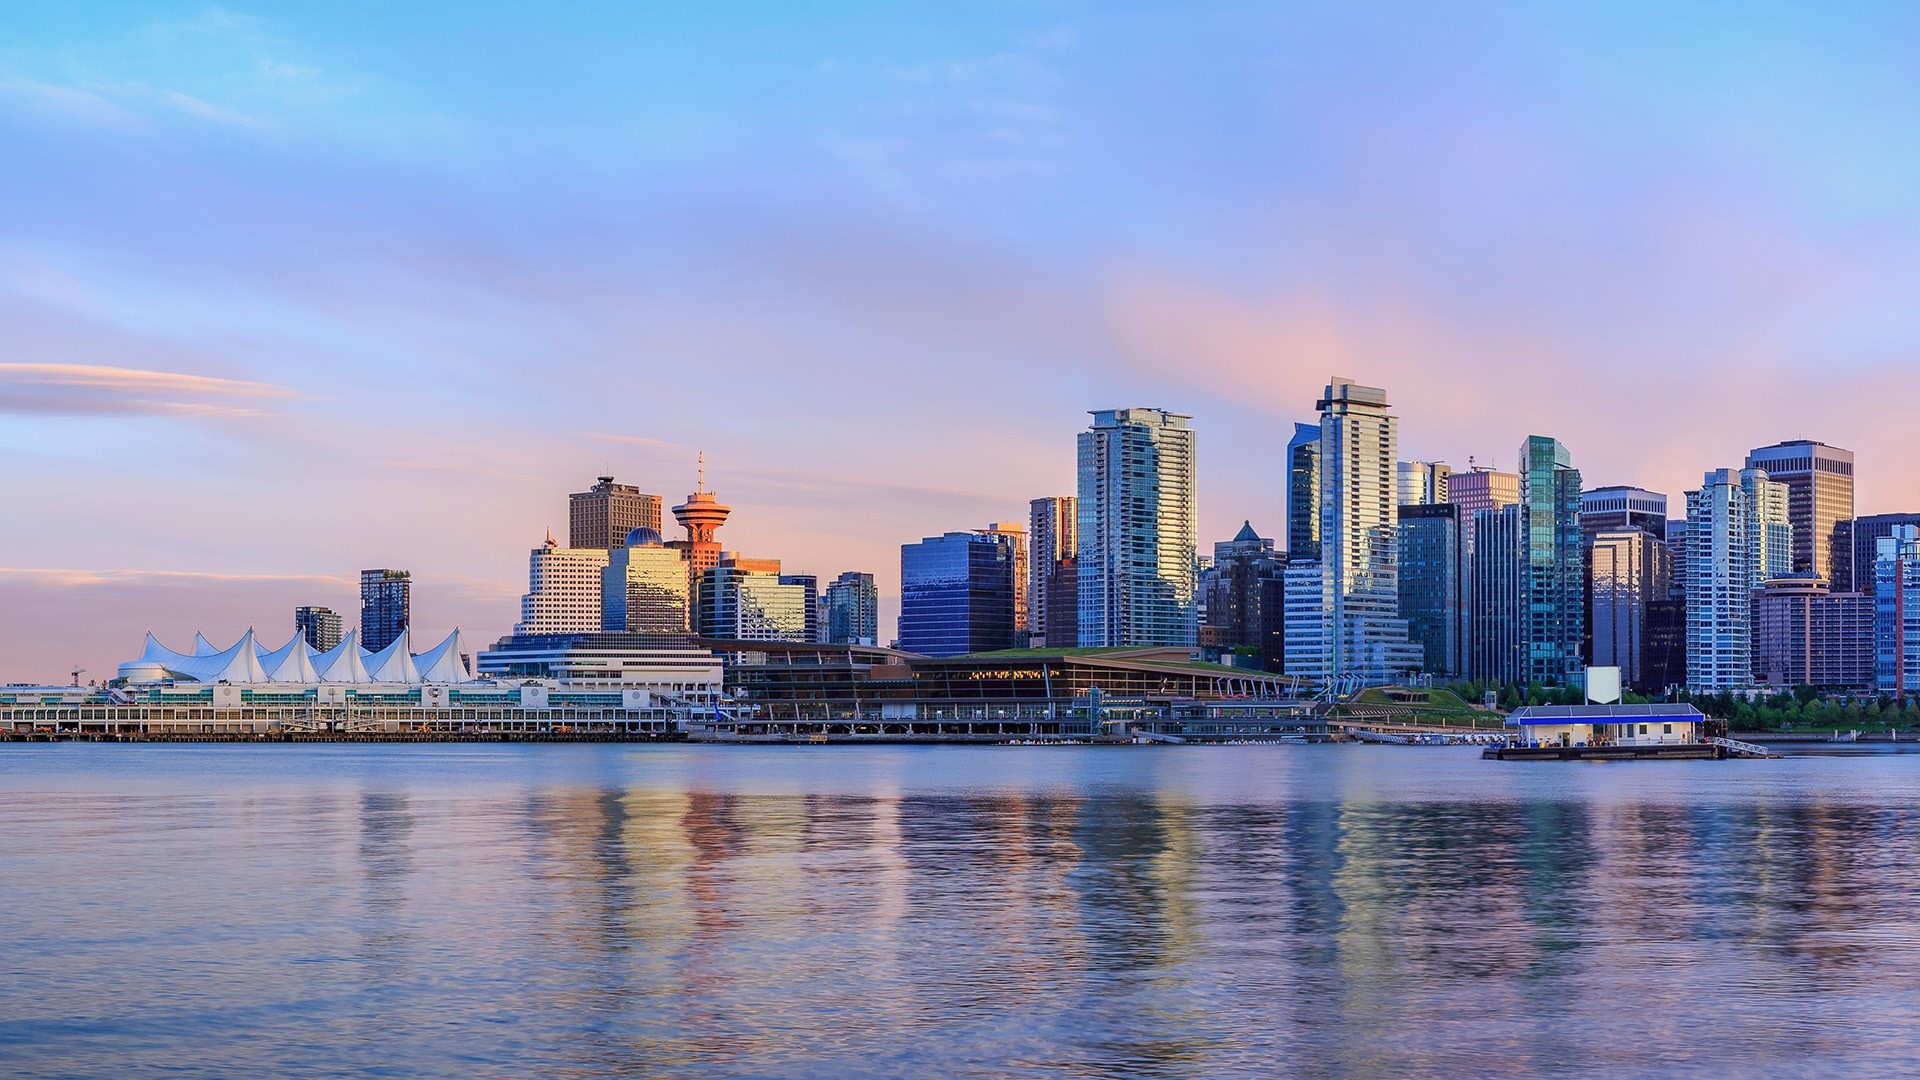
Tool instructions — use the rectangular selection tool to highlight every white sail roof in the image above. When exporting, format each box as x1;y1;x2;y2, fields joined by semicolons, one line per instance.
258;635;322;683
314;631;373;683
365;629;420;683
120;628;476;685
413;629;473;683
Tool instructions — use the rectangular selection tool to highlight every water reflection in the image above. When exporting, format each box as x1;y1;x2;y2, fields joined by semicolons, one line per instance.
4;747;1920;1077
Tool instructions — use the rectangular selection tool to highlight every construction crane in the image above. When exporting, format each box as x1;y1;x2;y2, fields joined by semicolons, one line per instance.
70;667;85;688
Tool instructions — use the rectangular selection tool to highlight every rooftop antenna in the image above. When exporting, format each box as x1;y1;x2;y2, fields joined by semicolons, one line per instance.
698;450;707;493
70;666;85;687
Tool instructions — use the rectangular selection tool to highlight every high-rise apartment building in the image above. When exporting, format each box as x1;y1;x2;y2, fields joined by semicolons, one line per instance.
1285;378;1424;685
1685;470;1754;693
1286;422;1321;560
1076;409;1198;648
697;556;808;643
1844;513;1920;593
1744;440;1854;584
1744;468;1793;590
600;528;690;633
1589;528;1671;691
1027;497;1077;647
824;571;880;646
1205;522;1287;671
569;475;663;550
515;536;609;635
1754;574;1874;690
1876;526;1920;696
359;569;411;652
293;606;343;652
1519;436;1584;685
1396;461;1452;506
1397;503;1463;676
900;531;1017;657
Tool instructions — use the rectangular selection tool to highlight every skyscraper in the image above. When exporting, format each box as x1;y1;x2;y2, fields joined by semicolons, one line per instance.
359;569;410;652
697;556;808;643
1286;422;1321;559
1518;436;1584;685
1877;526;1920;696
978;522;1029;643
824;571;880;646
1589;528;1671;690
1580;487;1668;538
779;574;821;643
1845;513;1920;593
569;475;663;550
515;535;609;635
1027;497;1077;648
1205;522;1287;671
1468;504;1524;684
1743;468;1793;592
1396;503;1462;676
1396;461;1452;506
294;606;342;652
600;527;690;633
1685;469;1754;693
1076;409;1198;648
900;531;1017;657
1744;440;1854;584
1286;378;1424;684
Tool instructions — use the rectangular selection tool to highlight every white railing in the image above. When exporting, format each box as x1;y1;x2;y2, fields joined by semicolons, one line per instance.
1708;736;1774;758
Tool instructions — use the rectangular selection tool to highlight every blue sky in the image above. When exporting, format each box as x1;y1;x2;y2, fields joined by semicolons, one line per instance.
4;2;1920;680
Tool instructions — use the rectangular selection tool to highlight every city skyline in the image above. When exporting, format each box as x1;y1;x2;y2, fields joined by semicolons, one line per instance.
8;4;1920;682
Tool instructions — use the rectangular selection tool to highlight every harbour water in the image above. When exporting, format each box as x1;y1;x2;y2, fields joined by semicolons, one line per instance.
4;743;1920;1077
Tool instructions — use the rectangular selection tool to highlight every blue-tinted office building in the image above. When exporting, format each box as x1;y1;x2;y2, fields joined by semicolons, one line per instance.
899;532;1017;657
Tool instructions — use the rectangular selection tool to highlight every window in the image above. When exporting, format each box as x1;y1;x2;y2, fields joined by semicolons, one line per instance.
1639;724;1647;734
1663;724;1672;734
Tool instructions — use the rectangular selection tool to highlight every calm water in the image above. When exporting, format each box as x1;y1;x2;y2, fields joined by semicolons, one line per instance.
4;744;1920;1078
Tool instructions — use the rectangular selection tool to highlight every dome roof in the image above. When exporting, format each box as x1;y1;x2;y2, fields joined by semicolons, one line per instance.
625;527;666;548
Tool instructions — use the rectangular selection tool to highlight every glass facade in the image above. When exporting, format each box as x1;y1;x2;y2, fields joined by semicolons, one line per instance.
1026;497;1077;647
778;574;820;643
1519;436;1583;686
1076;409;1198;648
900;532;1017;657
1468;504;1523;684
1875;526;1920;694
359;569;410;653
1846;513;1920;594
696;557;808;643
601;540;690;634
824;572;880;646
1396;461;1452;506
1745;440;1854;585
1286;422;1321;560
1588;528;1671;690
1397;503;1461;675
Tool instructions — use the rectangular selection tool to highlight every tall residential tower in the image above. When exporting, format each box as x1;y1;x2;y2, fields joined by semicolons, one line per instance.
1076;409;1198;648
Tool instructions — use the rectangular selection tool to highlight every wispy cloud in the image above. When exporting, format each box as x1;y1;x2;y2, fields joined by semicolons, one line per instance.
0;363;294;418
0;75;140;127
0;567;351;588
159;89;268;130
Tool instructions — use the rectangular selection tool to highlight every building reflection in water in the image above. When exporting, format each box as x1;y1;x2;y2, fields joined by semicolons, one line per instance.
121;749;1914;1076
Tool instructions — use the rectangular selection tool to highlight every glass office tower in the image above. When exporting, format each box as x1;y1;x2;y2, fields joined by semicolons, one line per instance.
1469;504;1524;684
1076;409;1198;648
1397;503;1462;675
1286;422;1321;560
1027;497;1077;648
601;528;690;633
1685;470;1755;693
1876;526;1920;695
1589;528;1671;690
901;532;1017;657
1519;436;1584;686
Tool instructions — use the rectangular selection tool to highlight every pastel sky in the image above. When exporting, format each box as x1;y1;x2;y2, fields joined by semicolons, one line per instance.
4;2;1920;683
